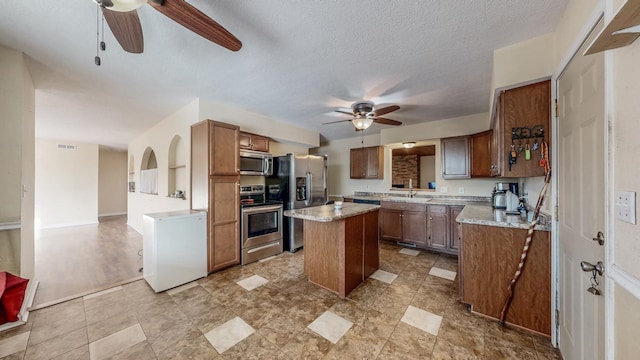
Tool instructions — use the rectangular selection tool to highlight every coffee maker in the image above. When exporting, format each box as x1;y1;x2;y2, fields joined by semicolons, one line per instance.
492;182;509;209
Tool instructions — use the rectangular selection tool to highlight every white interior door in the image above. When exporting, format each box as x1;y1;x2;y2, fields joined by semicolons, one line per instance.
557;19;605;360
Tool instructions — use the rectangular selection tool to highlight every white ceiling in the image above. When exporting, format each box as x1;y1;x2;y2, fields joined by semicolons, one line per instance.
0;0;568;150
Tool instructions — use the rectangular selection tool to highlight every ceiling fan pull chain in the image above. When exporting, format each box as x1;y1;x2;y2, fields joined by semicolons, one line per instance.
100;12;106;51
95;3;101;66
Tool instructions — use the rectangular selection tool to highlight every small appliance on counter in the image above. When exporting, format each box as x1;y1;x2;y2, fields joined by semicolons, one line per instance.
492;182;509;209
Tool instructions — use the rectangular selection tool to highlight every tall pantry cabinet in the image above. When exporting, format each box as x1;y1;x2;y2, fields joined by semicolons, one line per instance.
191;120;240;273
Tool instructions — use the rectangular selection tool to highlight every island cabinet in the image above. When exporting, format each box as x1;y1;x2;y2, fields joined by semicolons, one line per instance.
295;205;380;297
459;223;551;335
379;202;427;246
239;131;270;152
350;146;384;179
491;79;551;177
191;120;241;273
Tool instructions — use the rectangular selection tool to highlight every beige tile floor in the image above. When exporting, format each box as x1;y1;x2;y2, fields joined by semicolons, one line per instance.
0;243;562;359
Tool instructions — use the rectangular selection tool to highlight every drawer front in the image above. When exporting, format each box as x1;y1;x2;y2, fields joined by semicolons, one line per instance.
380;201;427;212
428;205;448;214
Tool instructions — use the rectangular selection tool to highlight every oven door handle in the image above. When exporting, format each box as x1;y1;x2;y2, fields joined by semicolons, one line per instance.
241;205;283;215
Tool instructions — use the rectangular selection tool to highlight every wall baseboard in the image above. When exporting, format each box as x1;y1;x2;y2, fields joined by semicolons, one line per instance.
39;221;99;229
98;212;127;217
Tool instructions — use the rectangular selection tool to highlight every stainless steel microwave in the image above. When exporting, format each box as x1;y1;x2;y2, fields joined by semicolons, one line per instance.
240;150;273;176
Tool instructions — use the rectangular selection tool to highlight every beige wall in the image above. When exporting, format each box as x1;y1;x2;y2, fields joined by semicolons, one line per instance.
198;99;319;148
127;98;320;233
35;139;99;228
313;130;508;198
20;50;35;279
611;20;640;279
614;283;640;358
0;46;25;223
420;155;436;189
0;45;35;278
98;149;128;216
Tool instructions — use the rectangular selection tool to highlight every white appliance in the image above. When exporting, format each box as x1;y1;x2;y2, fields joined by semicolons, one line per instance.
143;210;207;292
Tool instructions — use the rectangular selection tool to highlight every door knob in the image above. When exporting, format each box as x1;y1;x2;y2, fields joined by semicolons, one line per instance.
592;231;605;245
580;261;604;276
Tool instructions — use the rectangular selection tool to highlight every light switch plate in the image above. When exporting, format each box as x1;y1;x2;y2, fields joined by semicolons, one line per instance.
458;187;465;194
440;186;448;193
615;191;636;224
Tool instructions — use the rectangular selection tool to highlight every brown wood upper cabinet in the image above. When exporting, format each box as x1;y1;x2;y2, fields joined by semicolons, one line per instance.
441;136;470;179
350;146;384;179
491;80;551;177
470;130;493;177
239;131;270;152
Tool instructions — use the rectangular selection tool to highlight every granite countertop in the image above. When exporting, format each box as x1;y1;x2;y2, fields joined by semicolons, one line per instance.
457;205;551;231
284;203;380;222
344;193;491;206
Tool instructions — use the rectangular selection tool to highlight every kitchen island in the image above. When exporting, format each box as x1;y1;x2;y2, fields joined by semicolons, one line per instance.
284;203;380;297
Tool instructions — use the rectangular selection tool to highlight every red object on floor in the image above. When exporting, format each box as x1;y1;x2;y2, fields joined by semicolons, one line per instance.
0;272;29;324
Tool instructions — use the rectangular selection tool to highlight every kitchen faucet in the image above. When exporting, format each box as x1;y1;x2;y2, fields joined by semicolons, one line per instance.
408;178;417;198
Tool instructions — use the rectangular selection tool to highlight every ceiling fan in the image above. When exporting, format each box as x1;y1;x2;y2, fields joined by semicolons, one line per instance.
324;101;402;131
94;0;242;54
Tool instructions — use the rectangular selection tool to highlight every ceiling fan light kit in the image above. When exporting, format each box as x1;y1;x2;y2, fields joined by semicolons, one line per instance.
94;0;146;12
325;100;403;131
352;117;374;130
403;141;416;148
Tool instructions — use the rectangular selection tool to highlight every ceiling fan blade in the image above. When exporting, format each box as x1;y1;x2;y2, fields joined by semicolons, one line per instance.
323;119;352;125
334;110;354;116
147;0;242;51
374;105;400;117
374;117;402;126
102;8;144;53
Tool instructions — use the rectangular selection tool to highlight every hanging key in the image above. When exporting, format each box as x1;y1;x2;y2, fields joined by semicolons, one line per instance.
539;147;547;167
509;145;517;171
532;139;539;151
587;269;601;295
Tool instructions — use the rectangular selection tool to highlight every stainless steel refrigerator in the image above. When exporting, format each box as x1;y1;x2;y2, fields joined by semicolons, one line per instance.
266;153;327;252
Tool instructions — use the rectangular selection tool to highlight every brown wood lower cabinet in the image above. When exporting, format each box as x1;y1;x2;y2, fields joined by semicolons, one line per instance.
427;205;449;251
449;206;464;253
380;201;460;255
459;223;550;335
379;202;427;247
303;210;379;297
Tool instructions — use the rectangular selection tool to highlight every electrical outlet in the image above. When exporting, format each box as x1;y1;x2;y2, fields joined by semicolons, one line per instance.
458;187;465;194
440;186;448;193
615;191;636;224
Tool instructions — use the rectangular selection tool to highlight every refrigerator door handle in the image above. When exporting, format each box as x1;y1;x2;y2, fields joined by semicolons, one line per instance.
305;172;311;207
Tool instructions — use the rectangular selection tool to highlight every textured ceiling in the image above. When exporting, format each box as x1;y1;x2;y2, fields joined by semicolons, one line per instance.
0;0;568;149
